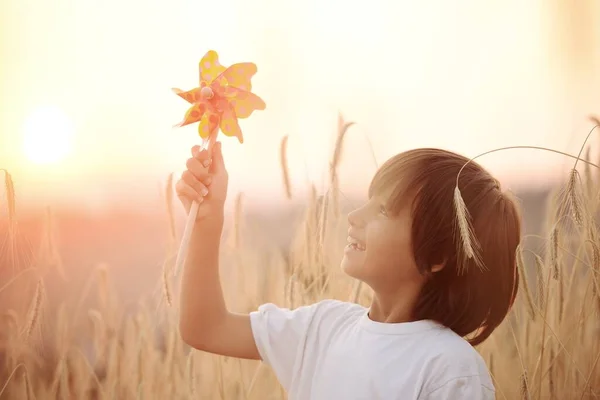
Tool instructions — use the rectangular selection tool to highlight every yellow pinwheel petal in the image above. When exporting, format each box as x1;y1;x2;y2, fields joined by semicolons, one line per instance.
219;104;243;143
176;102;207;127
217;62;257;91
175;51;265;138
198;111;220;139
226;89;266;119
199;50;227;84
172;87;202;104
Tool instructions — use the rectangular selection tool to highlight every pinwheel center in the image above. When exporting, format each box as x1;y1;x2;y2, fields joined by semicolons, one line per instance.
200;86;214;99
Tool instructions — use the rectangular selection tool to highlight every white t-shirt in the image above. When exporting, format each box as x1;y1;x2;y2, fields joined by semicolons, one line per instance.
249;299;495;400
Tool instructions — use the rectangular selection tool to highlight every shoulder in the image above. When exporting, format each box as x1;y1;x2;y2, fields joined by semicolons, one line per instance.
251;299;364;328
419;329;494;397
311;299;366;318
255;299;364;315
426;330;490;374
248;300;365;390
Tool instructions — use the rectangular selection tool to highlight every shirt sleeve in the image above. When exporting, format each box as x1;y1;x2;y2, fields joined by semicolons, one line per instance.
249;300;327;390
420;376;495;400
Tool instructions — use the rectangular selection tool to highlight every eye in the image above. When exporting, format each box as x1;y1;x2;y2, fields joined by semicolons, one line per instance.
379;204;388;216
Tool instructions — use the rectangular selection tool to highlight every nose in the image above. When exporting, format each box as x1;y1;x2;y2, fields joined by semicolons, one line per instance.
347;207;364;228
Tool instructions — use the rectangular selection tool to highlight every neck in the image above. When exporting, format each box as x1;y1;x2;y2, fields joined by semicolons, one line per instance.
368;283;423;324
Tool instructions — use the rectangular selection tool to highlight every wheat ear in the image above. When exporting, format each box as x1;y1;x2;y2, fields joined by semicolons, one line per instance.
566;168;585;226
453;185;483;272
24;278;44;339
453;143;600;272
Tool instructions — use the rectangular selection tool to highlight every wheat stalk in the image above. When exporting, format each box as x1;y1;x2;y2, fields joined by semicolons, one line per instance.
550;227;559;279
583;146;594;202
39;206;67;280
549;346;556;399
0;363;26;398
21;370;33;400
2;169;17;273
286;274;297;308
162;261;173;307
97;264;109;309
516;245;536;319
578;349;600;399
187;350;197;397
534;254;546;309
24;278;43;339
0;267;37;297
557;263;565;324
329;112;354;215
2;169;16;224
330;112;354;179
280;135;292;200
520;370;531;400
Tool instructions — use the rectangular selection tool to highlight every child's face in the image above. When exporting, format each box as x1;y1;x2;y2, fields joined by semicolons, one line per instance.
341;193;426;293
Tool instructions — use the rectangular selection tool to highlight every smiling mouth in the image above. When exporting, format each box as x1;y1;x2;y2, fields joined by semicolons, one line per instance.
346;236;366;251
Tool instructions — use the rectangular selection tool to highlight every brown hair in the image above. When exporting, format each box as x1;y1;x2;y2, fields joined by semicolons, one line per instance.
369;148;521;346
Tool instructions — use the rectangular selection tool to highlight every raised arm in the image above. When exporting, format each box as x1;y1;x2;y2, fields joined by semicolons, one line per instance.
176;142;260;360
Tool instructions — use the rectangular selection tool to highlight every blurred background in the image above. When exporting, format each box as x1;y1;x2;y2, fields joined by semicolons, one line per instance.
1;0;600;312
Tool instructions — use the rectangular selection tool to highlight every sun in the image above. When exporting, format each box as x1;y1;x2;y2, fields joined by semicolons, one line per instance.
23;106;74;165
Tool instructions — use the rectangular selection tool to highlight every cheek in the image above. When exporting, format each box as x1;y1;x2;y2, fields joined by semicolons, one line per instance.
366;224;415;274
368;222;409;253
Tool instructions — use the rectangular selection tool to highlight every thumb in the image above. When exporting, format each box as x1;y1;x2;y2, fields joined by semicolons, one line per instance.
210;141;226;174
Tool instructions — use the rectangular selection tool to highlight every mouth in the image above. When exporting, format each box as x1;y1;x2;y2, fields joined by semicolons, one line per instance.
346;235;366;252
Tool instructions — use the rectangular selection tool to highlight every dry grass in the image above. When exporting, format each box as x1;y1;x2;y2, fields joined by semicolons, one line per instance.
453;185;484;272
2;121;600;399
279;135;292;200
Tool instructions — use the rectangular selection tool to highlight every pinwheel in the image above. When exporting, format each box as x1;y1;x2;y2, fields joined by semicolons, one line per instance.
172;50;266;277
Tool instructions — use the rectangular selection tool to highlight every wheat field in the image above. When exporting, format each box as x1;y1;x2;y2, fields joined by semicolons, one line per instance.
1;117;600;399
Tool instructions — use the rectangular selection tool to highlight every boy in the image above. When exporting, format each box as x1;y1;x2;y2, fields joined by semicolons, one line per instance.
176;142;520;399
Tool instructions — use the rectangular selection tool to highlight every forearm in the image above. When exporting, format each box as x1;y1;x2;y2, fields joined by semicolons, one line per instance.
179;214;228;342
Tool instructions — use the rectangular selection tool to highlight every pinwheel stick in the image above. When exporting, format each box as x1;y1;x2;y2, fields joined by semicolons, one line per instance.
173;128;219;278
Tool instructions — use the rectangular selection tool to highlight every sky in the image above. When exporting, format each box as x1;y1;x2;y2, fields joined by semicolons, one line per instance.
1;0;600;213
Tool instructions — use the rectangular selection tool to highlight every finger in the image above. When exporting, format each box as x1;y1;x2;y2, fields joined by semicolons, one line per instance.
191;145;212;168
210;141;226;174
195;149;212;168
176;180;205;203
185;157;209;180
192;146;212;165
181;170;209;197
191;145;201;157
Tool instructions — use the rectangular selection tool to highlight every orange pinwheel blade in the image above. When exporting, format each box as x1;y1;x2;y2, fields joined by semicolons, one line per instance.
216;62;257;92
172;87;202;104
199;50;227;84
226;88;266;119
176;102;207;127
198;111;220;138
219;104;243;143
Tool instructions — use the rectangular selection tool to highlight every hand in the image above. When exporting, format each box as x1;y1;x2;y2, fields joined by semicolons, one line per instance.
176;141;228;221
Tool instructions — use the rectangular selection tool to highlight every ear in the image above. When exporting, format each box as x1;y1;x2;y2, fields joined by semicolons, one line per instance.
430;260;446;273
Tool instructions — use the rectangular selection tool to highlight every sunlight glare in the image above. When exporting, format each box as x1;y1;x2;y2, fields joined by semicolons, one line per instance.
23;106;75;164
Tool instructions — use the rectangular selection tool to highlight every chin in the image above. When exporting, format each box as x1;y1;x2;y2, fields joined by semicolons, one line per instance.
340;254;364;280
